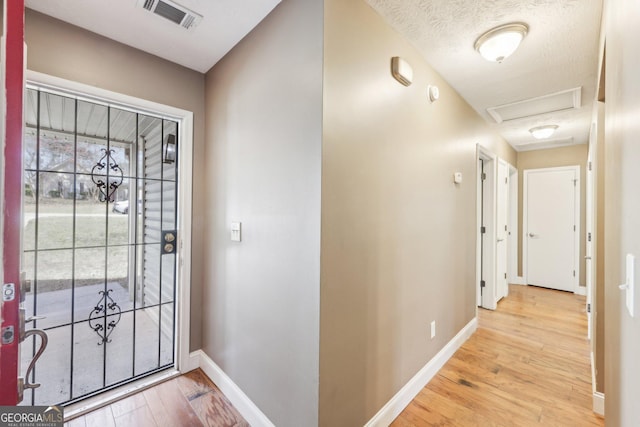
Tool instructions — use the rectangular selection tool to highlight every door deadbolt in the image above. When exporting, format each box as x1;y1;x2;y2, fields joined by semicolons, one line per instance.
161;230;177;254
2;326;15;345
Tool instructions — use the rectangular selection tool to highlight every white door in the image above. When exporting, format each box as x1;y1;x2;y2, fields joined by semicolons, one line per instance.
525;167;579;292
477;147;497;310
496;160;509;300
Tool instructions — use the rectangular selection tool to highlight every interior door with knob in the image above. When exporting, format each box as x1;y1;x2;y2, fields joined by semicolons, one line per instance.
19;86;179;406
524;166;579;292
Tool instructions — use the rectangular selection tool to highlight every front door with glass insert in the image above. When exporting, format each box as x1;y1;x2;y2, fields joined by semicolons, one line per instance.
20;87;179;405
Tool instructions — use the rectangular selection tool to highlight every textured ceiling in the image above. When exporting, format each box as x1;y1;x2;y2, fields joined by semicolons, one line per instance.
366;0;603;151
25;0;281;74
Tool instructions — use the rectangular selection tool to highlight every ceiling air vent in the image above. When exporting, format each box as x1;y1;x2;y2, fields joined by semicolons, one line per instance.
136;0;202;30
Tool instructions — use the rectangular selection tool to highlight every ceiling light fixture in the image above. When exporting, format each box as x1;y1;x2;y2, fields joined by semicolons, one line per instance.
474;23;529;63
529;125;559;139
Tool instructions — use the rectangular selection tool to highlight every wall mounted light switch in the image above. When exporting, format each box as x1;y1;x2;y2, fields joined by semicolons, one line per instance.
231;222;242;242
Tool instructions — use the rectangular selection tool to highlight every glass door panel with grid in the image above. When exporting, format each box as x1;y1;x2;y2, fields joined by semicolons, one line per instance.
20;88;178;406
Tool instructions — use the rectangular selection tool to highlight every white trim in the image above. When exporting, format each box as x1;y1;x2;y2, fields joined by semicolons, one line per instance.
507;164;519;285
193;350;275;427
523;165;580;292
64;369;180;420
496;158;510;301
24;70;194;394
365;318;478;427
590;351;604;415
511;276;526;285
593;392;605;416
175;110;194;374
575;286;587;296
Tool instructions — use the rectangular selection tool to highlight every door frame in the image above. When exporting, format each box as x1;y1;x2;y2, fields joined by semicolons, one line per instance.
507;164;519;284
24;71;194;409
496;158;510;301
476;144;497;310
523;165;580;292
586;122;596;339
0;0;26;405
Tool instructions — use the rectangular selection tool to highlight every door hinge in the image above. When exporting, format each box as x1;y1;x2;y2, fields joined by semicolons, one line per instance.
505;177;508;184
504;273;507;279
588;161;592;171
588;232;592;242
481;173;487;181
505;225;508;231
480;280;486;288
574;225;576;231
574;179;577;186
481;226;486;234
573;270;576;277
587;303;591;313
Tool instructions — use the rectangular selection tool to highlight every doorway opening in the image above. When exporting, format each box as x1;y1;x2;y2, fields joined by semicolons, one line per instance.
476;145;515;310
20;86;180;406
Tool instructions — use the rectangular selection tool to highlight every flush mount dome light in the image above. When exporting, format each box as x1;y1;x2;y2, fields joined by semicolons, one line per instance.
529;125;559;139
474;23;529;63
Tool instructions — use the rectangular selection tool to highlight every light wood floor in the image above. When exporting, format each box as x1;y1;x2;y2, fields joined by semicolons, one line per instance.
66;285;603;427
64;369;248;427
392;284;604;426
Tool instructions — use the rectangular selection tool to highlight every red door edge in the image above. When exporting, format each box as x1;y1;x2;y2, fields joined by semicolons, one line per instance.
0;0;25;406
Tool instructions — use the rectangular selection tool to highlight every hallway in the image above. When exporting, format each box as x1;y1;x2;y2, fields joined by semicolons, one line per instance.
392;285;603;426
65;285;603;426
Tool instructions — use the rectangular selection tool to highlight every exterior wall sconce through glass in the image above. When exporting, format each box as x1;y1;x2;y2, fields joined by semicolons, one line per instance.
164;134;177;164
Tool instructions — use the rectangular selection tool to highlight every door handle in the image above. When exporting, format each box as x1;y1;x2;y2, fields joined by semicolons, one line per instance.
585;256;592;260
17;308;48;402
18;329;48;401
528;233;538;238
497;238;504;242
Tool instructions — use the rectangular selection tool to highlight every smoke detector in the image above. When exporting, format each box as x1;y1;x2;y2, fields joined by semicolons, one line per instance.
136;0;203;30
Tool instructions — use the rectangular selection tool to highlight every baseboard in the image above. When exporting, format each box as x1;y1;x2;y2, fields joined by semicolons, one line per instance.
593;391;605;415
589;351;604;416
189;350;275;427
364;318;478;426
510;276;526;285
185;350;202;372
575;286;587;296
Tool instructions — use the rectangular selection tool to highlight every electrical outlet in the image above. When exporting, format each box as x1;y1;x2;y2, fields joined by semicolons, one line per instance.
430;321;436;339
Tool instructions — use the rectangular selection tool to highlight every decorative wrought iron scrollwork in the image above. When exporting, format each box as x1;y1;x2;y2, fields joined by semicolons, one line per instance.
88;289;122;345
91;148;123;203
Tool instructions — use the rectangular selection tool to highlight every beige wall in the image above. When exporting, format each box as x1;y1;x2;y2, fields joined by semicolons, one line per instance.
23;9;206;351
320;0;515;424
603;0;640;424
516;145;588;287
201;0;322;425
